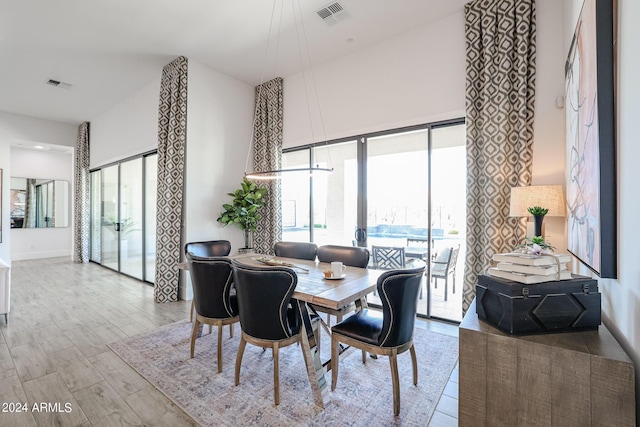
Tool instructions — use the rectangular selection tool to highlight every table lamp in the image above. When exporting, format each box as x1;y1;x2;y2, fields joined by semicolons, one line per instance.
509;185;566;237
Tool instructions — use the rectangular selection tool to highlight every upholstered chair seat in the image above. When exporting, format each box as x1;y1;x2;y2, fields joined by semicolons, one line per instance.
231;260;318;405
331;263;426;416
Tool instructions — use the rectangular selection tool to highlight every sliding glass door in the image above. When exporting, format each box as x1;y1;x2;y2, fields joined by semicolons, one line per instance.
89;152;157;283
282;141;358;246
281;119;465;321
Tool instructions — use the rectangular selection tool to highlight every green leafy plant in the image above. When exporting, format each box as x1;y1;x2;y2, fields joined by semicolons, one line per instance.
516;235;556;254
527;206;549;216
217;177;268;248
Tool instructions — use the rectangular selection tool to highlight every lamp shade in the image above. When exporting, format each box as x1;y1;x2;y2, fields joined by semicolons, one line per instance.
509;185;566;217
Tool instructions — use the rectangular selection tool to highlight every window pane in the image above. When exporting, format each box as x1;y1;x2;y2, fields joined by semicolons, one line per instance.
429;124;466;321
90;171;101;262
312;141;358;246
282;150;311;242
120;158;143;280
145;154;157;282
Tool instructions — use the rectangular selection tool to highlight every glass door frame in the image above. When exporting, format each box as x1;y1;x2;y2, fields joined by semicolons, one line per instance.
283;118;465;322
89;149;157;284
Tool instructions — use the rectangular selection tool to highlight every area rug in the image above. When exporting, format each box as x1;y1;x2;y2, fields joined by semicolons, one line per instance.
109;320;458;427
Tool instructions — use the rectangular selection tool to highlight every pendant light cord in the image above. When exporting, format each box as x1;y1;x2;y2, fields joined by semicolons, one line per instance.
292;0;332;169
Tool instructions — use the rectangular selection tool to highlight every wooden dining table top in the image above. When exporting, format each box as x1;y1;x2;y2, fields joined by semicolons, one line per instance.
230;254;384;311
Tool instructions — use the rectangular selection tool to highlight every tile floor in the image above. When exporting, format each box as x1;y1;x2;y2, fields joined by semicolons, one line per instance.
0;257;460;426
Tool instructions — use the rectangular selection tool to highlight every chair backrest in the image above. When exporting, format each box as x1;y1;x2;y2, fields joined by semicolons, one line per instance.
186;253;237;319
372;246;406;270
231;260;299;340
407;237;431;248
377;264;426;347
317;245;370;268
274;241;318;261
431;244;460;276
185;240;231;258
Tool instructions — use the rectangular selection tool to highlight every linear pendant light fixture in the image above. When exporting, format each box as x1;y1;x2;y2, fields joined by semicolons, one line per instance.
244;0;333;180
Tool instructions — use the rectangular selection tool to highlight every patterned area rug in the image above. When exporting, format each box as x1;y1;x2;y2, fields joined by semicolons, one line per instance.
109;320;458;427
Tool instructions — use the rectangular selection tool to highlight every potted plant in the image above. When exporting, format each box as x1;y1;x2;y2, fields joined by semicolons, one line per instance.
217;177;268;250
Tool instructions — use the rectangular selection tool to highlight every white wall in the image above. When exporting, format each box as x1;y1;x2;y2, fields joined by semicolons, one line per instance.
180;60;254;299
184;60;254;250
0;111;77;264
10;147;73;260
531;0;570;252
283;10;466;148
90;77;161;168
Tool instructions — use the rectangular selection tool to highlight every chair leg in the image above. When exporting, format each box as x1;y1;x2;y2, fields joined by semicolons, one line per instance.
229;323;234;338
273;342;280;405
190;319;200;358
389;350;401;416
235;335;247;386
444;278;448;302
331;335;339;391
361;350;367;364
410;344;418;386
452;275;456;294
190;300;194;322
217;324;223;373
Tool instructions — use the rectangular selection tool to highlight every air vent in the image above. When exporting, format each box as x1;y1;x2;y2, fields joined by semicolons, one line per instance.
315;2;350;25
46;79;72;90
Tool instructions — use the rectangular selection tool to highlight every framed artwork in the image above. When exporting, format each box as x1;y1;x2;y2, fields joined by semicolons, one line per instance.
565;0;617;278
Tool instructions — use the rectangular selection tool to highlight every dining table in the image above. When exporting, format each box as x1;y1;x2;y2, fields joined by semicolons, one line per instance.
230;253;387;408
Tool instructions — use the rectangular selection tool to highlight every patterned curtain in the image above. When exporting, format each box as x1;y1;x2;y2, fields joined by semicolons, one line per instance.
463;0;536;313
24;179;36;228
252;77;283;255
73;122;90;262
154;56;188;303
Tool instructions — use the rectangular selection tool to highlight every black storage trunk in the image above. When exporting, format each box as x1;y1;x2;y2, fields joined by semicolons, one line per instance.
476;274;601;335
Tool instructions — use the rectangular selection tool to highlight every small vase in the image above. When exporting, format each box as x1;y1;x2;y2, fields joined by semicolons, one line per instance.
533;214;545;237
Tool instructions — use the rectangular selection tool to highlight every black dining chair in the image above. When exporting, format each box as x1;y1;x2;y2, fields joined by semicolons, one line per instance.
231;260;318;405
184;240;231;258
317;245;370;268
186;253;239;373
331;263;426;416
184;240;232;322
274;241;318;261
313;245;371;326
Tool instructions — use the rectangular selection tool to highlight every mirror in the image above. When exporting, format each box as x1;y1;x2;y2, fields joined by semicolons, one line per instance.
9;177;70;228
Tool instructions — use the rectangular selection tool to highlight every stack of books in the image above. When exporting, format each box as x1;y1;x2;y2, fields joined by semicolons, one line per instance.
488;252;572;284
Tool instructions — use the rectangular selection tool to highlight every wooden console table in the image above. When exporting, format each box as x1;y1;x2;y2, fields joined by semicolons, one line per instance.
459;299;635;426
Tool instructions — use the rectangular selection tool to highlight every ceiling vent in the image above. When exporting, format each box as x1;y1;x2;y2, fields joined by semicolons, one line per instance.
46;79;72;90
315;2;351;26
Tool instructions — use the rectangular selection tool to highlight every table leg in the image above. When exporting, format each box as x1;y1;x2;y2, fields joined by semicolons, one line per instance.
297;299;326;408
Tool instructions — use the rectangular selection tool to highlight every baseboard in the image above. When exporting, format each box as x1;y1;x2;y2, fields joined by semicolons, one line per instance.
11;250;72;261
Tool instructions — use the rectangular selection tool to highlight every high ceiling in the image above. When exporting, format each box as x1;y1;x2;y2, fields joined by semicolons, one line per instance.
0;0;467;125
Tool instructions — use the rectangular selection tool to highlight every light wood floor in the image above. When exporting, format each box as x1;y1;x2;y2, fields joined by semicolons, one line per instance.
0;257;459;426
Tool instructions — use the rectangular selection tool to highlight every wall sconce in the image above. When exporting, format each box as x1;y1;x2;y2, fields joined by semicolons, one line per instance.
509;185;566;237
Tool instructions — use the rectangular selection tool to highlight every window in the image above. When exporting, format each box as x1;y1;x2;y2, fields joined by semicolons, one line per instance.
282;119;465;321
